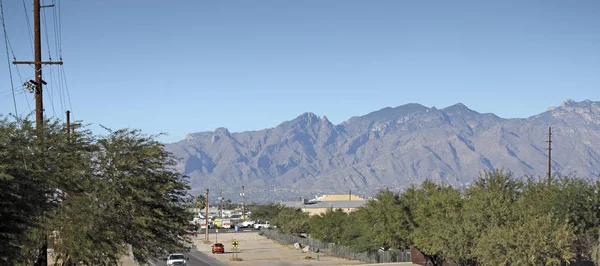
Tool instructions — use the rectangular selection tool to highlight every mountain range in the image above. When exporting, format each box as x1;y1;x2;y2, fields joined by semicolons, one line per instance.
165;99;600;203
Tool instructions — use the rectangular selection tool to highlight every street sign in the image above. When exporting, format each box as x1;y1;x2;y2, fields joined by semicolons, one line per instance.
231;239;240;259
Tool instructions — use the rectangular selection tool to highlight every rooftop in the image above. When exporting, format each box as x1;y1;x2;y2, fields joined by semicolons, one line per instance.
281;200;367;209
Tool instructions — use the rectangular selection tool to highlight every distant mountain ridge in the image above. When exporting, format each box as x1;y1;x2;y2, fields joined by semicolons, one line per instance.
165;99;600;202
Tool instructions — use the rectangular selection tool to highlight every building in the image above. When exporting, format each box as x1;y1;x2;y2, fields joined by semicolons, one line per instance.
281;194;368;216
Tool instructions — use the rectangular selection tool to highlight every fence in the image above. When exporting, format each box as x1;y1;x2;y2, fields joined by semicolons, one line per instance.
259;230;411;263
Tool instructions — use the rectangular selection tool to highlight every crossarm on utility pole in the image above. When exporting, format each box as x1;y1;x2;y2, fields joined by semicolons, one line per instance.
13;61;63;65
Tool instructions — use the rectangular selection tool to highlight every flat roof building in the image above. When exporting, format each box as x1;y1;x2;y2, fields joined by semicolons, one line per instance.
281;194;368;216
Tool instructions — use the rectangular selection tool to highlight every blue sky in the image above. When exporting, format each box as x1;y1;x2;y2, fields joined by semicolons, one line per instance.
1;0;599;142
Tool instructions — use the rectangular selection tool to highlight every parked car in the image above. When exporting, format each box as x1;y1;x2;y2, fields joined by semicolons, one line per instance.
212;243;225;254
240;220;255;228
253;221;270;229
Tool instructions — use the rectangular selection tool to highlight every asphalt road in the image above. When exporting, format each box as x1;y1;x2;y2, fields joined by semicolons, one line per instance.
148;250;228;266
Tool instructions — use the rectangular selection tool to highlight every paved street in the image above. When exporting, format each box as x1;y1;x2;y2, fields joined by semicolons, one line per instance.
148;250;228;266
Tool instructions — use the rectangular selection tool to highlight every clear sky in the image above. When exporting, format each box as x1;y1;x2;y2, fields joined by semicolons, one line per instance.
1;0;599;142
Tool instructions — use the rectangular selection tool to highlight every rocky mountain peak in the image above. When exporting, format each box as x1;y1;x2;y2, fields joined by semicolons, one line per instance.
214;127;230;135
561;99;576;107
443;102;477;114
543;99;600;115
292;112;319;123
554;99;596;109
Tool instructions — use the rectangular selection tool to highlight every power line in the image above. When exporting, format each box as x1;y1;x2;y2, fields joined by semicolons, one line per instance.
1;0;19;118
41;1;68;117
13;64;33;115
41;4;52;60
46;67;57;116
21;0;34;55
57;0;62;58
59;65;72;120
53;66;65;114
52;0;62;59
51;0;59;58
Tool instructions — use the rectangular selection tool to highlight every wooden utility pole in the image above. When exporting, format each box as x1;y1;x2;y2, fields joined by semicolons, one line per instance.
219;189;223;219
12;2;63;265
241;186;246;220
66;110;71;142
13;0;63;129
205;189;209;242
547;126;552;186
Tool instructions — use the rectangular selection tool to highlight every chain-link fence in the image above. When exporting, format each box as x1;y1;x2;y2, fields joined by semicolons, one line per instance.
259;230;411;263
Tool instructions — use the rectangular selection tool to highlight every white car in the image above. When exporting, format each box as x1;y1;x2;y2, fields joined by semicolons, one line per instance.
165;253;189;266
240;220;255;228
253;221;270;229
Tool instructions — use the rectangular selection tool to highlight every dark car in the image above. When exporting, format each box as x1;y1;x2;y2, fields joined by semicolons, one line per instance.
212;243;225;254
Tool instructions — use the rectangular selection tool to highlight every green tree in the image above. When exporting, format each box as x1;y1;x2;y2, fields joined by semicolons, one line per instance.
308;208;348;244
462;170;575;265
592;230;600;265
0;117;55;265
195;194;206;210
455;169;523;265
0;118;195;265
272;207;310;235
222;199;238;210
362;189;409;251
474;213;574;265
0;117;94;265
542;176;599;260
89;128;194;263
341;189;412;253
410;181;463;266
340;209;370;251
41;122;127;265
250;203;283;221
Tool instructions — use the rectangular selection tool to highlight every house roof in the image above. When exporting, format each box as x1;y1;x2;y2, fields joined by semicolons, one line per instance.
281;200;367;209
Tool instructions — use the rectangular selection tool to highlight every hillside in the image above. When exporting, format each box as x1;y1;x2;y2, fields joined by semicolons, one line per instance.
165;99;600;202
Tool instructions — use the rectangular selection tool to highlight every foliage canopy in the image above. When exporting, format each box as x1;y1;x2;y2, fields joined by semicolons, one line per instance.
0;117;193;265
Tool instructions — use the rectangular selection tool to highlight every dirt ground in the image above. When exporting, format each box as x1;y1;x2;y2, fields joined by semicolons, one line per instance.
191;231;414;266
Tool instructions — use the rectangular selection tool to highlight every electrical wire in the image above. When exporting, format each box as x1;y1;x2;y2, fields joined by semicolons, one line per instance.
60;65;73;120
41;3;52;60
21;0;34;55
46;66;57;116
13;65;33;115
49;0;67;116
1;0;19;118
52;0;60;59
51;65;65;114
57;0;62;59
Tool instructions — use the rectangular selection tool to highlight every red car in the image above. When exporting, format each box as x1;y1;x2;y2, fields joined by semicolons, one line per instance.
212;243;225;254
